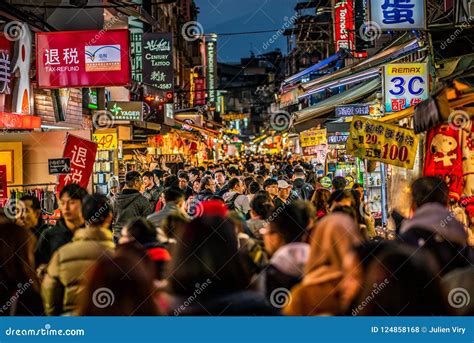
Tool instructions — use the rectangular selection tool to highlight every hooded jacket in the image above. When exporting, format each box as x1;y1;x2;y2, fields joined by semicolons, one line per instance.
41;227;114;315
292;178;314;200
112;189;152;235
223;191;251;215
400;203;467;246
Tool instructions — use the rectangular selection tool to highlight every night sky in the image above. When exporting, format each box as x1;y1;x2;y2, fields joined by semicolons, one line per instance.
196;0;297;63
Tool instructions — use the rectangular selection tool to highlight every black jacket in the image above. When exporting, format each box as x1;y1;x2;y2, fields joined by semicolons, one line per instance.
0;281;44;316
197;188;214;202
292;178;314;200
34;218;79;267
112;189;152;235
31;218;50;240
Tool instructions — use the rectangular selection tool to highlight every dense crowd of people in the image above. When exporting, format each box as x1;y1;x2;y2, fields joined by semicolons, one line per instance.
1;157;473;316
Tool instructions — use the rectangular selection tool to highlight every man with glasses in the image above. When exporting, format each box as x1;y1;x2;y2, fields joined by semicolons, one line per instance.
112;171;152;243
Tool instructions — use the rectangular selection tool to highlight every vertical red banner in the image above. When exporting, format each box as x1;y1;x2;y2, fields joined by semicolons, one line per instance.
58;134;98;192
0;165;7;206
194;77;206;106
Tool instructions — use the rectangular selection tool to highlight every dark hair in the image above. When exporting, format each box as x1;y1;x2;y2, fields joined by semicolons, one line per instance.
228;177;241;190
248;181;261;194
352;183;363;190
293;167;305;176
228;167;240;176
82;194;111;225
164;187;185;203
250;193;274;219
328;189;356;208
332;205;358;225
59;183;88;201
168;216;251;295
263;178;278;189
20;195;41;211
411;176;448;208
332;176;347;190
142;171;154;179
245;163;255;173
163;175;180;189
125;171;142;187
270;203;309;243
203;170;212;177
355;245;450;316
258;168;269;177
79;248;161;316
125;218;157;245
311;188;331;211
163;210;190;240
198;166;205;172
189;168;199;177
243;176;254;192
177;171;189;181
200;175;214;189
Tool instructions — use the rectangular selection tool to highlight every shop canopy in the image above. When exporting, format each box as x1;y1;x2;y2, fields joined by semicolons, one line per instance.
293;78;380;132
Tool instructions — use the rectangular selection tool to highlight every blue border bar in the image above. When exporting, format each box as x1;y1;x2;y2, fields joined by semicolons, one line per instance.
0;317;472;343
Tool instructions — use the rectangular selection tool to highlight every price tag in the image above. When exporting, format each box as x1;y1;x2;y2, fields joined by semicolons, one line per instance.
93;133;118;150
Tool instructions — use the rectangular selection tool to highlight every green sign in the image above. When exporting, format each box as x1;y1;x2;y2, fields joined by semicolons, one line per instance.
320;177;332;189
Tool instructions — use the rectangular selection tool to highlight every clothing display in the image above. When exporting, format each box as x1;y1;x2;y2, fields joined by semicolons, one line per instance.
8;185;58;215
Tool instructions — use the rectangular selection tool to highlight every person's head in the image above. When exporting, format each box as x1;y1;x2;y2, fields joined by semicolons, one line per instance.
120;217;157;246
243;176;254;194
228;166;239;177
332;176;347;191
151;169;165;186
228;177;244;194
293;167;305;180
142;171;154;189
163;175;180;189
17;195;42;230
261;203;310;256
200;175;216;193
0;223;39;292
108;177;120;196
311;188;331;211
189;168;200;183
352;183;364;202
214;169;226;186
250;193;274;220
79;248;161;315
411;176;449;210
245;163;255;174
177;171;189;190
162;210;191;241
168;216;251;296
192;179;201;194
248;181;261;195
331;205;359;225
163;187;185;208
354;244;449;315
125;171;143;191
263;178;278;197
255;175;264;185
277;180;292;200
82;193;113;228
59;183;87;223
328;189;356;210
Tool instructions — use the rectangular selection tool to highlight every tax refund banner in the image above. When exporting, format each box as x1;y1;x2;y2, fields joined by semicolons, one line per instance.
346;116;419;169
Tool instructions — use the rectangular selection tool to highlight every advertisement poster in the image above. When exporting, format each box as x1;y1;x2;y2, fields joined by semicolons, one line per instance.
300;129;327;147
142;33;174;91
383;63;429;112
346;116;419;168
0;165;7;205
36;29;130;88
370;0;426;30
58;134;98;192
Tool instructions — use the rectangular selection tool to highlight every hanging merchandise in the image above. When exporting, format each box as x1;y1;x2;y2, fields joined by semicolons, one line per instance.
462;121;474;197
423;123;463;201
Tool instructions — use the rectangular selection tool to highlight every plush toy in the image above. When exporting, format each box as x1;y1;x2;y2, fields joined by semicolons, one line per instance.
462;120;474;196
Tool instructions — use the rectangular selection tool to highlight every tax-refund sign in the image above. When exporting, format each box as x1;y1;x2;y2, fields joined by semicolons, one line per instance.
383;63;428;112
346;116;419;169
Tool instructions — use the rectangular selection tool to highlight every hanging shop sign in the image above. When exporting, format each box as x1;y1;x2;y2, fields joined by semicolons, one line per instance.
302;145;319;156
335;0;366;58
158;154;184;164
0;165;7;205
328;133;349;144
206;38;218;105
194;77;206;106
48;158;71;175
300;129;327;147
142;33;174;91
58;134;98;192
280;88;300;108
383;63;428;112
0;34;12;95
335;104;371;117
346;116;419;168
354;0;371;53
221;113;249;121
107;101;143;121
369;0;426;30
92;132;118;150
36;29;129;88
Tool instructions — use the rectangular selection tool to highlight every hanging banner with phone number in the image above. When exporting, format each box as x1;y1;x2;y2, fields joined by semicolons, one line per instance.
346;116;419;169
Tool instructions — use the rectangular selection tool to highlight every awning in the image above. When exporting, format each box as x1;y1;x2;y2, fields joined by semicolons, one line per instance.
283;50;347;85
293;78;380;130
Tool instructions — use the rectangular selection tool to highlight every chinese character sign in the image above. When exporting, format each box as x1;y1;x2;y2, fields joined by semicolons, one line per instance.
142;33;174;91
0;34;12;95
58;134;98;192
383;63;429;112
370;0;426;29
36;29;130;88
300;129;327;147
346;116;419;168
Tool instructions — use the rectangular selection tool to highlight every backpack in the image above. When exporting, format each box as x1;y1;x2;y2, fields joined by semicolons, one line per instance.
225;193;241;210
294;183;314;200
